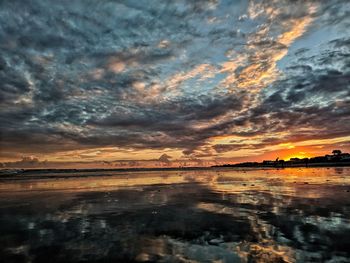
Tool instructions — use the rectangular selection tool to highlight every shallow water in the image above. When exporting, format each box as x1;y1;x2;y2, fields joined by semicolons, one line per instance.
0;167;349;262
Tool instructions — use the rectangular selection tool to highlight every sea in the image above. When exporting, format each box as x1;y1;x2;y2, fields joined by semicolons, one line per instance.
0;167;349;262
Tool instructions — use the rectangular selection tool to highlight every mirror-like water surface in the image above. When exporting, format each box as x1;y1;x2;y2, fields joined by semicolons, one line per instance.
0;167;349;262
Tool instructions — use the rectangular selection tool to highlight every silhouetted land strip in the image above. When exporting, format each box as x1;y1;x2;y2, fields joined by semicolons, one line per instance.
213;161;350;168
1;164;350;180
213;149;350;168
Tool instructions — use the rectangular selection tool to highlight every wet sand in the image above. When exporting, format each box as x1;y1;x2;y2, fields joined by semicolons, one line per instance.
0;167;349;262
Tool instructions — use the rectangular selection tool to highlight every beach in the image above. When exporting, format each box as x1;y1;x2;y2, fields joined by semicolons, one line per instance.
0;167;349;262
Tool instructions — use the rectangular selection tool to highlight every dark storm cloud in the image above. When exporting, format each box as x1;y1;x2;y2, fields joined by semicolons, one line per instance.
0;0;350;160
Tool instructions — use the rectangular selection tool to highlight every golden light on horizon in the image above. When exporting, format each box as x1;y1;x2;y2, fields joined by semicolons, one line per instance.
283;152;311;161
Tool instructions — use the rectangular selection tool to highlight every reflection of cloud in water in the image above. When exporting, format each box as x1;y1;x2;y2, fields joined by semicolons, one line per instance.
0;168;349;262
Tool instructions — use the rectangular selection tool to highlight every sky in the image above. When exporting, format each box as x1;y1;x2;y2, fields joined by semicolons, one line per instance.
0;0;349;168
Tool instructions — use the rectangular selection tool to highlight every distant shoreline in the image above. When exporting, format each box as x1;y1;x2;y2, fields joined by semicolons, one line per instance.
0;163;350;177
212;162;350;168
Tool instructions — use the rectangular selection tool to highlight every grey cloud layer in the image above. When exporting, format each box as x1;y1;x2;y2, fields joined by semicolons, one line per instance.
0;0;349;158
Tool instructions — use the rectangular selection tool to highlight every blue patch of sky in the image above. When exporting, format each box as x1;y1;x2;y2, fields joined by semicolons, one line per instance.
277;23;346;71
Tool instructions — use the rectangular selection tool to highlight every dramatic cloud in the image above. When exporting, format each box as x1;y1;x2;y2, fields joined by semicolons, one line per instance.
0;0;349;166
158;154;172;164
